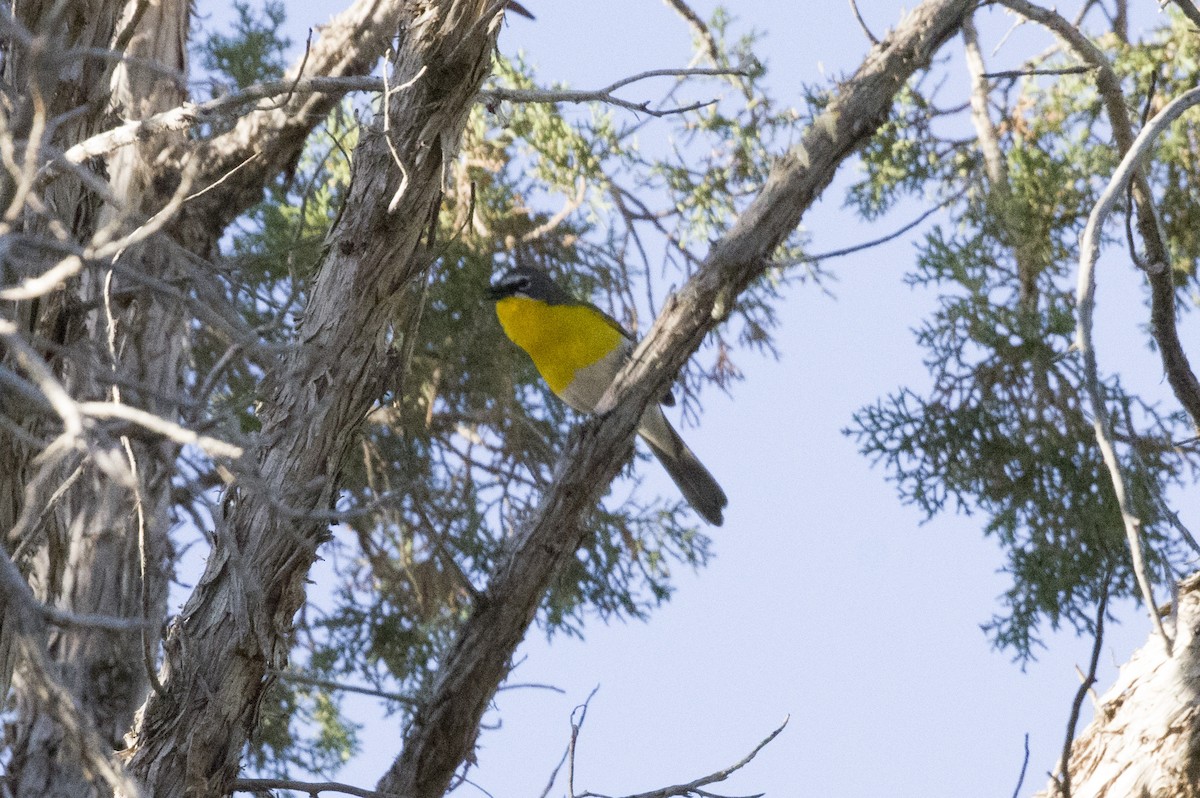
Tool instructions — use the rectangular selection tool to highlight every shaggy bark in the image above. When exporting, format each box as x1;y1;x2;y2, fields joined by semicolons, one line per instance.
377;2;973;797
0;0;129;702
117;2;504;796
1034;573;1200;798
3;1;187;795
2;0;419;795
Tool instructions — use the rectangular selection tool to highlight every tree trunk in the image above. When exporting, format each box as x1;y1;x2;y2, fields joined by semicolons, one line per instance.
3;2;186;796
118;2;504;796
1035;573;1200;798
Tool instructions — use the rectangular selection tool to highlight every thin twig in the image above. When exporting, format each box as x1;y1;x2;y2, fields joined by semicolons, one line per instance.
0;318;84;436
577;718;789;798
1058;576;1110;798
273;669;419;705
1011;733;1031;798
78;400;244;459
496;681;567;694
486;67;749;117
794;188;966;264
981;66;1090;79
568;685;601;798
849;0;880;43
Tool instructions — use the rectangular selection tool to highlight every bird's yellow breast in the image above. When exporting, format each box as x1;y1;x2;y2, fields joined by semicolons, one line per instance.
495;296;625;396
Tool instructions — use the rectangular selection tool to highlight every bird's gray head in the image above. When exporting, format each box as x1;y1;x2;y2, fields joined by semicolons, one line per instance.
487;265;572;304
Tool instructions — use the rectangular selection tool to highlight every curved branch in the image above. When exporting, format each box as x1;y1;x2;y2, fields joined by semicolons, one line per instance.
999;0;1200;429
1075;85;1200;652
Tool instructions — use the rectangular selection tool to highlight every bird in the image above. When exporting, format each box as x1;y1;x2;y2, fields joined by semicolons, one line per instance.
488;264;728;525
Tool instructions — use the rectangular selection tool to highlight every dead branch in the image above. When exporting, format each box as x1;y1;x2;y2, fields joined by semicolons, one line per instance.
230;779;403;798
793;187;966;265
42;76;379;179
1011;733;1031;798
1056;575;1110;798
576;718;788;798
77;401;244;460
1074;83;1200;652
485;67;750;117
45;64;745;194
272;669;419;706
849;0;881;44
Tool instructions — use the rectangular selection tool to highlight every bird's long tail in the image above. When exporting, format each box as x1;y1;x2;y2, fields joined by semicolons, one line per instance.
638;406;727;526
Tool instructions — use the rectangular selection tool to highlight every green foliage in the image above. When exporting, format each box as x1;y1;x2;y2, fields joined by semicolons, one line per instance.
200;0;290;89
247;680;360;777
846;13;1200;659
189;4;785;781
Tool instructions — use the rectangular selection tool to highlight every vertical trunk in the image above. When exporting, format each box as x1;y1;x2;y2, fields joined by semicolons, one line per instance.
2;1;189;796
119;3;504;796
0;0;126;703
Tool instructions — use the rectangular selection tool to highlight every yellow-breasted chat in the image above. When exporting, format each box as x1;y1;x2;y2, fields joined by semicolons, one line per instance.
488;265;727;525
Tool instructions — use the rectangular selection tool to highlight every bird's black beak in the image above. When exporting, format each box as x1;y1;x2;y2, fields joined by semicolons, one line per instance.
486;282;506;301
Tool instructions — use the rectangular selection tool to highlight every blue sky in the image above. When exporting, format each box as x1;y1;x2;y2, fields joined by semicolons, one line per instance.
195;2;1192;795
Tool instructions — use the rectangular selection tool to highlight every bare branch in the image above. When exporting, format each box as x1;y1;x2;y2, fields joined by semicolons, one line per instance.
0;318;84;436
272;669;419;706
1011;733;1031;798
43;76;381;178
44;65;744;188
999;0;1200;430
1056;575;1109;798
1075;84;1200;651
577;718;788;798
485;67;748;117
78;401;244;459
231;779;404;798
981;66;1091;79
792;187;966;265
849;0;881;44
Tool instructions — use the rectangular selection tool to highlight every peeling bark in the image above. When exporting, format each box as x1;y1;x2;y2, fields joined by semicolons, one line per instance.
117;3;505;796
3;0;415;795
1034;573;1200;798
4;1;187;795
